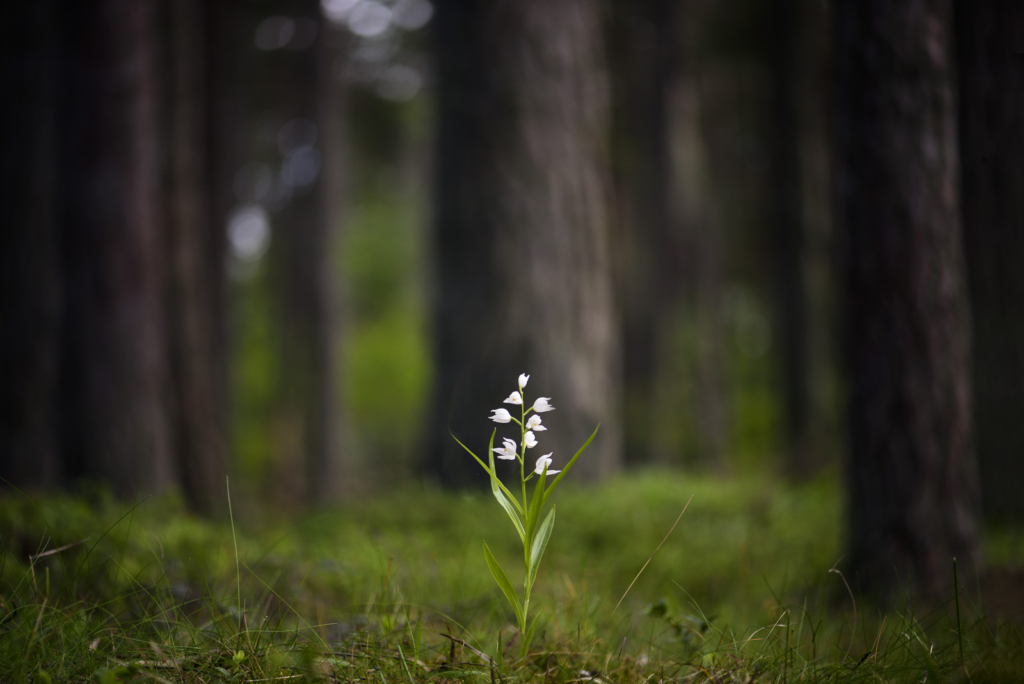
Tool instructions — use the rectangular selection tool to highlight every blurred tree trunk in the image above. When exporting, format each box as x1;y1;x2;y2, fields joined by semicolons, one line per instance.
608;0;728;470
312;20;350;502
0;0;63;490
836;0;978;598
264;0;344;504
667;9;729;471
164;0;228;515
429;0;621;486
769;0;811;477
56;0;175;495
956;0;1024;522
608;0;671;467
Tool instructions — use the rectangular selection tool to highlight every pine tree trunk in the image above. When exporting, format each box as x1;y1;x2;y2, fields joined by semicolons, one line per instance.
311;17;349;502
262;0;342;504
429;0;621;486
0;0;63;490
836;0;979;597
165;0;228;515
57;0;175;495
956;0;1024;522
770;0;811;476
608;0;673;467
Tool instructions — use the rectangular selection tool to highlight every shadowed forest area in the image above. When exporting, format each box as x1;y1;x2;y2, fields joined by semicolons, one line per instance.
3;0;1024;681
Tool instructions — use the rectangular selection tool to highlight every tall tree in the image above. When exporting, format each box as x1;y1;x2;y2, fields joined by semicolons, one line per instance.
608;0;729;470
836;0;978;597
607;0;671;468
0;0;63;490
164;0;229;515
769;0;811;475
56;0;175;495
429;0;621;485
245;0;344;504
956;0;1024;522
2;0;232;511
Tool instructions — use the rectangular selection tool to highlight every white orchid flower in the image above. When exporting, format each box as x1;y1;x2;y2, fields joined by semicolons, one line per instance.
532;397;555;413
504;391;523;405
523;431;538;449
534;453;560;475
525;414;546;431
490;408;512;423
519;373;530;389
492;437;518;460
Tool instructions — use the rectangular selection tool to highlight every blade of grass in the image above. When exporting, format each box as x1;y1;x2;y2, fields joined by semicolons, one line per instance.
613;495;692;614
227;476;243;635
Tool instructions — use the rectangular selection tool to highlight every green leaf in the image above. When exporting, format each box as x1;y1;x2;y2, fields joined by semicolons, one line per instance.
523;613;542;655
483;541;525;631
545;424;600;497
493;483;526;543
487;431;526;541
450;430;494;476
528;506;555;588
452;432;491;475
451;429;522;515
524;464;547;557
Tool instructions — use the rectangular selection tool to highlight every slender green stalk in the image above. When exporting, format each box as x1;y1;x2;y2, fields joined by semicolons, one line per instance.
227;476;242;631
456;375;598;656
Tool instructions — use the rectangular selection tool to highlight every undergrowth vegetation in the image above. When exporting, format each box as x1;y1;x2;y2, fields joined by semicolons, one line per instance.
1;472;1021;682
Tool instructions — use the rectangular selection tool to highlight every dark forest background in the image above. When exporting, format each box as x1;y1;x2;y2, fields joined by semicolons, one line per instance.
3;0;1023;602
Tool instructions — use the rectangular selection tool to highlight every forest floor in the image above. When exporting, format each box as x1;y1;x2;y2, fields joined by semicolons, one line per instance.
1;471;1022;683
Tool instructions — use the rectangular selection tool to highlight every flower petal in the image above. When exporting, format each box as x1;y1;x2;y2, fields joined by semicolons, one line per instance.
534;453;556;474
503;391;523;405
523;431;538;448
526;415;546;431
533;397;555;412
519;373;530;389
490;408;512;423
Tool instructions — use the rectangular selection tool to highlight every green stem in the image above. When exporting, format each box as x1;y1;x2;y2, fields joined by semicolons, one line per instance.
520;392;527;509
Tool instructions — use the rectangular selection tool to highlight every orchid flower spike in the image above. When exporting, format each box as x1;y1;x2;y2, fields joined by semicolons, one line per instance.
525;414;546;431
533;397;555;413
519;373;530;389
534;453;560;475
492;437;518;460
504;391;523;405
490;408;512;423
523;431;538;449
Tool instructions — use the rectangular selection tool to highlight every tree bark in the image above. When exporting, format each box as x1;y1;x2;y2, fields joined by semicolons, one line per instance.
260;0;343;504
609;0;729;470
836;0;979;597
770;0;811;476
164;0;228;515
56;0;175;496
429;0;621;486
956;0;1024;522
311;18;349;502
608;0;672;467
0;0;63;490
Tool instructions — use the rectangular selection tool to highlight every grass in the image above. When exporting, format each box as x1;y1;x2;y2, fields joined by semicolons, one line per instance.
0;471;1021;682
